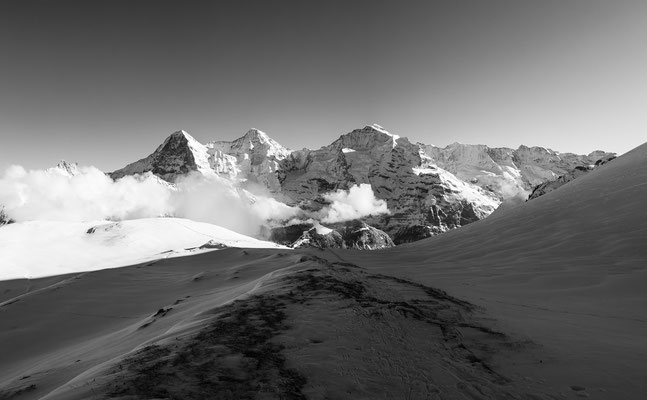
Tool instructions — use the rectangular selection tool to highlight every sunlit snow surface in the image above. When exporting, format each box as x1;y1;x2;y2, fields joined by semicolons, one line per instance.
0;217;285;281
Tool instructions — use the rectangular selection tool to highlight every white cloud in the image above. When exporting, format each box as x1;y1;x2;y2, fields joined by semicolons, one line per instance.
171;173;299;236
0;165;173;222
320;184;389;223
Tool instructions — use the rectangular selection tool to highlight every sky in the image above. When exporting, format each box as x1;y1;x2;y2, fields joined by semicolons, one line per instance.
0;0;645;171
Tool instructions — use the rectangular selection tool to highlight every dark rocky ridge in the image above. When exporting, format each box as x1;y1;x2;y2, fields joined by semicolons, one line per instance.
528;154;617;200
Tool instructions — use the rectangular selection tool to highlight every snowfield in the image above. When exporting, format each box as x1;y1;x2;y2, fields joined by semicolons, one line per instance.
0;217;285;281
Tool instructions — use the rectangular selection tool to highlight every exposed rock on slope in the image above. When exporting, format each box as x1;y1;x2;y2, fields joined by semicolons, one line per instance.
292;224;346;249
0;207;13;226
528;154;617;200
339;220;395;249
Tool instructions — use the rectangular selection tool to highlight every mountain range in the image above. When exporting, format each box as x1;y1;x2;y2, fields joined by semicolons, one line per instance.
108;125;613;245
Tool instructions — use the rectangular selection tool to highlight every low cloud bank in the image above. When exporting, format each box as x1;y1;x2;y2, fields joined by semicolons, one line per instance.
0;166;388;236
0;165;172;222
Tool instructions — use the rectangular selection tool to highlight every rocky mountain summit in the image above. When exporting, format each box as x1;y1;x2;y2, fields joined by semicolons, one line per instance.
110;125;612;245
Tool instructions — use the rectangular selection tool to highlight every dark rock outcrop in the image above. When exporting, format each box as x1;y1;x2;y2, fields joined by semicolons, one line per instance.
291;220;395;250
528;154;617;200
0;207;13;226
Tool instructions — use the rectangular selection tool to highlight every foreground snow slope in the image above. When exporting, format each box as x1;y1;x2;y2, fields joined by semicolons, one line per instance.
404;140;647;266
338;141;647;398
0;217;284;281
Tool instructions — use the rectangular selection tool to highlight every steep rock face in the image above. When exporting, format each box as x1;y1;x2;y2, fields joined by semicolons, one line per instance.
528;154;617;200
279;125;499;238
422;143;614;201
110;131;212;181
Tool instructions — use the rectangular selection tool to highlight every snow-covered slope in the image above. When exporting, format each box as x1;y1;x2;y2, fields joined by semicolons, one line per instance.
0;218;285;281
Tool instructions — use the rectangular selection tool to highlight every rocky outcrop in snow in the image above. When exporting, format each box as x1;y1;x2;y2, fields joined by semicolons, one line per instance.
0;206;13;226
285;220;394;250
339;220;395;250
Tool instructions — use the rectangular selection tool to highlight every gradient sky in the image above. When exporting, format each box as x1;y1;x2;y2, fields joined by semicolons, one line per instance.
1;0;645;171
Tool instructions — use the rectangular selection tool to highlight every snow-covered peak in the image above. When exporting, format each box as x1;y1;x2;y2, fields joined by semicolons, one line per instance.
178;129;200;145
210;128;292;161
368;123;388;134
242;128;271;142
48;160;79;177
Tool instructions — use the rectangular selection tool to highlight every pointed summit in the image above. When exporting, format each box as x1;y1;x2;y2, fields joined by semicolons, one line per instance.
210;128;291;161
241;128;271;141
48;160;79;176
157;130;201;151
110;130;211;181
